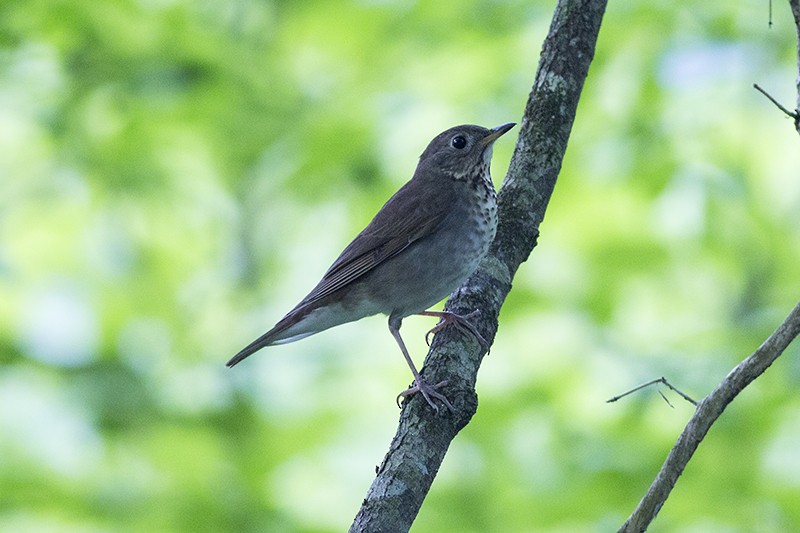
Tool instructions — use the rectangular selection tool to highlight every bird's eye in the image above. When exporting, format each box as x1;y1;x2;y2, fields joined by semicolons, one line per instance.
451;135;467;149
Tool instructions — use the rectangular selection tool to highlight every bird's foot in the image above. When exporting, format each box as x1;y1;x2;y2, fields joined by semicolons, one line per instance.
396;379;454;413
422;310;489;351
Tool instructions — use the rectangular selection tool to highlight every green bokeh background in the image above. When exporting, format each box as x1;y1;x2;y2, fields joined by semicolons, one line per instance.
2;1;800;531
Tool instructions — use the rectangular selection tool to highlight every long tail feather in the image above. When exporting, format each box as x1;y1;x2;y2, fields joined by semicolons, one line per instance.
226;330;275;367
226;309;316;367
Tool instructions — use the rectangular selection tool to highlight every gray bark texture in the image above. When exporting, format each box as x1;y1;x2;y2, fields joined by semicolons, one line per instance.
349;0;608;531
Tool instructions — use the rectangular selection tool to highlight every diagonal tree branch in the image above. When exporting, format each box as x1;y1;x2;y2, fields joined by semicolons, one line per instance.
619;6;800;529
350;0;608;531
618;301;800;533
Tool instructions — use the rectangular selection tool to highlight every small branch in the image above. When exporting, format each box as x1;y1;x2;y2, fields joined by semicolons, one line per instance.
769;0;773;28
790;0;800;133
753;83;798;120
618;300;800;533
607;377;697;406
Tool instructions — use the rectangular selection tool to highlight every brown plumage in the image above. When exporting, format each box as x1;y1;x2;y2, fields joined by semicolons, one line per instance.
228;123;515;411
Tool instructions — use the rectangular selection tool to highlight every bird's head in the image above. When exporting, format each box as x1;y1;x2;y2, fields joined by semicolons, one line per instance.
416;122;515;181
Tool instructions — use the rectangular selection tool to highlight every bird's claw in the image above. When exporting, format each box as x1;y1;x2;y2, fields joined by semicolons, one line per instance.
396;379;454;413
423;310;489;352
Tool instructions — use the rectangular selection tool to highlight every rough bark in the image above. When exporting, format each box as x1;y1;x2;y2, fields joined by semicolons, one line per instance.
349;0;608;531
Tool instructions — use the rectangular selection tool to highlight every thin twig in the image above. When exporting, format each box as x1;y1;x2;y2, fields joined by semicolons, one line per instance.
769;0;772;28
753;83;799;119
618;301;800;532
657;389;674;409
607;377;697;406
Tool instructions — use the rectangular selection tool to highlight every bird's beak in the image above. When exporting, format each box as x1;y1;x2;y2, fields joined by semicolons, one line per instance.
479;122;516;147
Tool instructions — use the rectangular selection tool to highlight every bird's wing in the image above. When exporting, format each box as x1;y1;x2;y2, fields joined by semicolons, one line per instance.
298;181;450;307
225;195;445;368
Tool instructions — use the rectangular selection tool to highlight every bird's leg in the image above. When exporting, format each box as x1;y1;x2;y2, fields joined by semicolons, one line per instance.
388;317;454;413
419;310;489;351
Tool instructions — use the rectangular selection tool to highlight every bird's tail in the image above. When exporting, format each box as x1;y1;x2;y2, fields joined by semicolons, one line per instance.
226;331;274;367
226;311;316;367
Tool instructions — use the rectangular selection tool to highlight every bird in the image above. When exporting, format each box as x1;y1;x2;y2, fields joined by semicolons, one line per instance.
227;122;515;411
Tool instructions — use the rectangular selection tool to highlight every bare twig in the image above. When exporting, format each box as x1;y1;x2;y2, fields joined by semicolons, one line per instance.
618;301;800;533
753;83;799;119
792;0;800;134
657;390;674;409
607;377;698;406
769;0;773;28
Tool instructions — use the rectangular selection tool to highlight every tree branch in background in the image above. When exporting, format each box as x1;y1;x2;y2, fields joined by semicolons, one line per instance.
753;83;799;124
618;301;800;533
619;7;800;530
757;0;800;133
606;377;698;407
349;0;608;531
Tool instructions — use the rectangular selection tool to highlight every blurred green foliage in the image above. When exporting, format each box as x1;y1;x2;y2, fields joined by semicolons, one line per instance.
2;0;800;531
